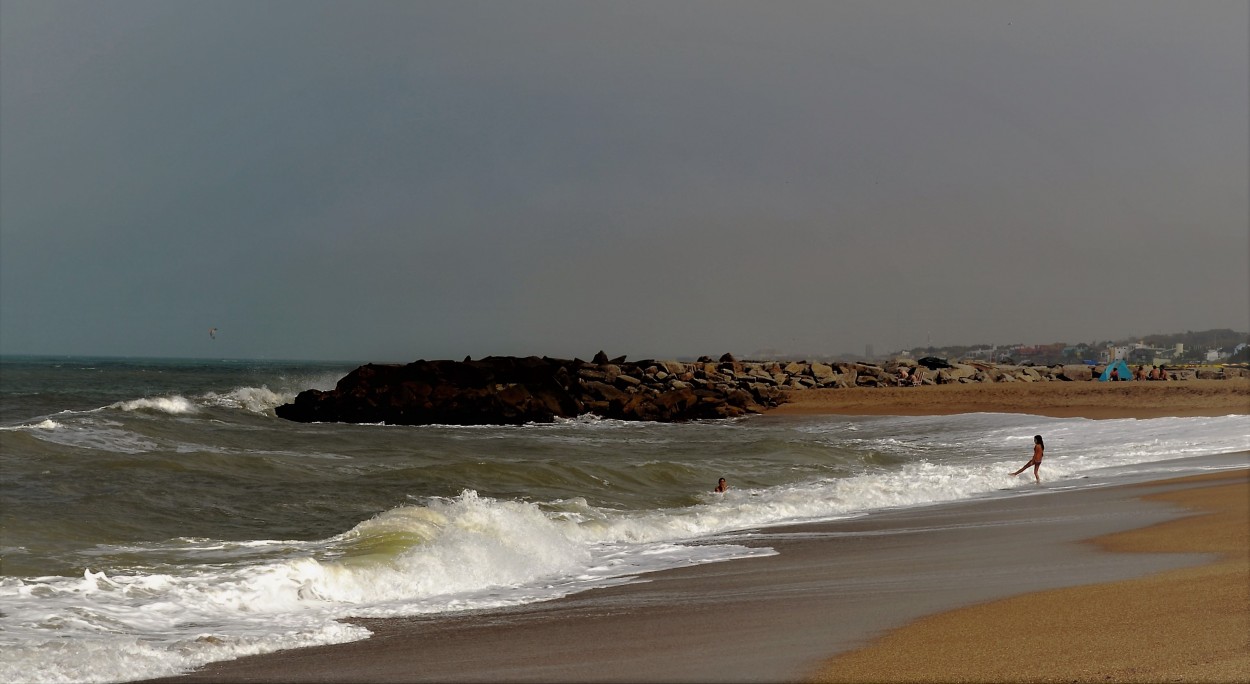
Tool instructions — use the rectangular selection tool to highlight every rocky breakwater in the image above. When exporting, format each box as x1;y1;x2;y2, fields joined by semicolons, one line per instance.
275;352;792;425
275;354;1248;426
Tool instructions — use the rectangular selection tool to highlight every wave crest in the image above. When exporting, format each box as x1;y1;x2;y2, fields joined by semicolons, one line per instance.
202;387;292;413
104;387;292;416
0;419;62;432
112;396;198;415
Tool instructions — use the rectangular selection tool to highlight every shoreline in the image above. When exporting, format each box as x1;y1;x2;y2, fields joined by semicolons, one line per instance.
142;384;1247;683
147;454;1250;683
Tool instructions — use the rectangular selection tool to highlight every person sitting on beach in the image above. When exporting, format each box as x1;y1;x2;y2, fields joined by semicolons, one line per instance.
909;368;923;386
897;367;910;386
1109;367;1120;381
1136;365;1148;381
1010;435;1045;484
714;477;728;493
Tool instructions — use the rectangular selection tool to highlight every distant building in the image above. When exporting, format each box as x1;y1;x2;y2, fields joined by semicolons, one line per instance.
1128;346;1168;363
965;347;995;360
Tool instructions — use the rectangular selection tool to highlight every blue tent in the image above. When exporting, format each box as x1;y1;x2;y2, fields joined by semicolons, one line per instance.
1099;359;1133;381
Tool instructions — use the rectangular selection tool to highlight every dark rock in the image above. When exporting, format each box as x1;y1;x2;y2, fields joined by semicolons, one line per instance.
577;368;608;381
275;355;779;426
917;356;953;370
592;351;610;364
653;388;697;418
583;380;627;404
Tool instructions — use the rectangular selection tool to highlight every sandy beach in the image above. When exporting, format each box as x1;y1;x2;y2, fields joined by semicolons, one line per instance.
771;377;1250;419
147;382;1249;684
809;469;1250;683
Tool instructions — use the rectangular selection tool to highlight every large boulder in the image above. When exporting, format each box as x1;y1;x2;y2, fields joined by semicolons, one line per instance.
810;362;835;382
937;363;978;383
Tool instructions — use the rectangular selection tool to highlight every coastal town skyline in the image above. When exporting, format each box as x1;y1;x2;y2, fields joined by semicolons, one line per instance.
789;327;1250;365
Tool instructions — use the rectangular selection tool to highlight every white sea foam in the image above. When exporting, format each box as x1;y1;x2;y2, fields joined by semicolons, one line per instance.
0;418;62;431
112;396;198;415
0;490;766;684
104;386;294;417
201;386;293;413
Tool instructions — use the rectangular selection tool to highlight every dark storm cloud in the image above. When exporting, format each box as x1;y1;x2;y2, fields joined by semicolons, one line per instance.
2;1;1246;361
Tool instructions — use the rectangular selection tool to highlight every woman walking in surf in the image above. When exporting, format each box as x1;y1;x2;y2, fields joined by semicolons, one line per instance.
1011;435;1045;483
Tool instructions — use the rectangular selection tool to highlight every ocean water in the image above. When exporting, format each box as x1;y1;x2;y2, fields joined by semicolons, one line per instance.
1;356;1246;684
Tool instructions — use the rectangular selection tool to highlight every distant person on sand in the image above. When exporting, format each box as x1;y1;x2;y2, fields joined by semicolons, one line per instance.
1011;435;1045;483
714;478;728;493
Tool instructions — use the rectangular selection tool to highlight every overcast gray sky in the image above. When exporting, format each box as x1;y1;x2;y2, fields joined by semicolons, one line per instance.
2;1;1246;362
